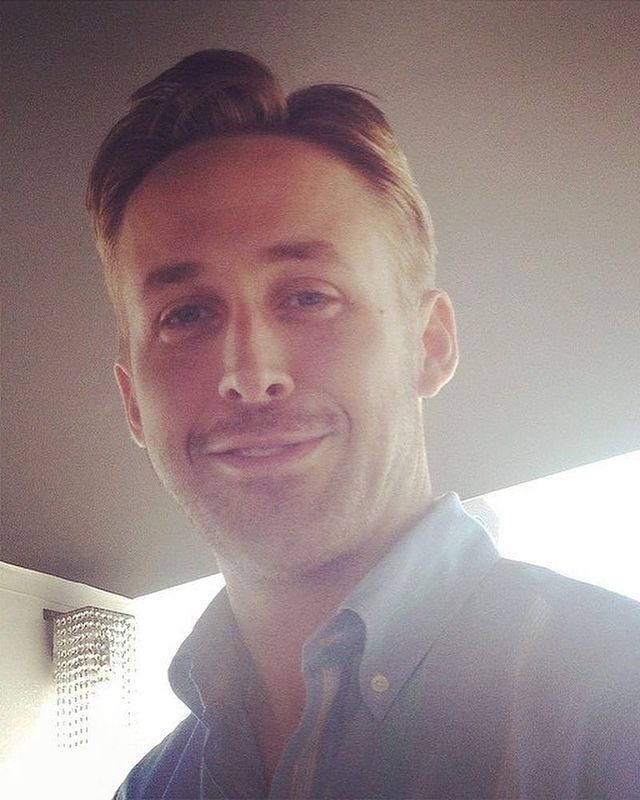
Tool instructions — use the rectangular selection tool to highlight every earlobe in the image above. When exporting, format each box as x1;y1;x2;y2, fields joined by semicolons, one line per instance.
114;362;146;448
418;290;459;399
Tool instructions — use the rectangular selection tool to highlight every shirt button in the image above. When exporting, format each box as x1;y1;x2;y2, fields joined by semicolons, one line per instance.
370;673;390;693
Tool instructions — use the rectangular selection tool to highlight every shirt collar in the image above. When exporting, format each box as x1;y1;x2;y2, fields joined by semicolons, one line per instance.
169;493;500;722
168;587;251;719
340;492;500;719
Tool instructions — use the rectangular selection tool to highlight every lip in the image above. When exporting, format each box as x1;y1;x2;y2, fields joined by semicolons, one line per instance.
203;433;330;472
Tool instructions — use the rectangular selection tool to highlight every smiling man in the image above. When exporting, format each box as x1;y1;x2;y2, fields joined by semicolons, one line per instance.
113;133;450;585
88;51;639;799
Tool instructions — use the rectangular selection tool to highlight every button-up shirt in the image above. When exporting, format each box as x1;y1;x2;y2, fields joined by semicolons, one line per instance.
114;493;640;799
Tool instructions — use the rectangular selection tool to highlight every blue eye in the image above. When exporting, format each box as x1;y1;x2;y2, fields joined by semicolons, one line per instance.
278;287;341;319
290;291;327;308
284;290;340;312
161;304;210;328
158;303;218;343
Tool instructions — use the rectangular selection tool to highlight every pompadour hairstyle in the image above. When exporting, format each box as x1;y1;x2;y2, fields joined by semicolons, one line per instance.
86;49;436;334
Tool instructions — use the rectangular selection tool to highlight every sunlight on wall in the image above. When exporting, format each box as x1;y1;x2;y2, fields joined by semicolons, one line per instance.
1;712;138;800
0;565;136;800
130;572;226;759
0;571;227;800
477;449;640;601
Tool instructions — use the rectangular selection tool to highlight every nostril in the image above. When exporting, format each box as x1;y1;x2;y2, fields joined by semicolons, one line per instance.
266;382;285;397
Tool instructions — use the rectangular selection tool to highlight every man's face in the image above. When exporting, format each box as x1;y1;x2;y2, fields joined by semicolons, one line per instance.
115;135;456;579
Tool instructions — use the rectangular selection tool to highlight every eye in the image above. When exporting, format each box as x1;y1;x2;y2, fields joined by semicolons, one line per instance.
281;289;339;314
158;302;217;342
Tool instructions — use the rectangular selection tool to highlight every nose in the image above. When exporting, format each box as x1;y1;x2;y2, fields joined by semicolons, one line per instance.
218;312;294;403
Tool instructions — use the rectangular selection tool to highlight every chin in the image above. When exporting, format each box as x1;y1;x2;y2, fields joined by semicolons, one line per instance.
194;504;363;582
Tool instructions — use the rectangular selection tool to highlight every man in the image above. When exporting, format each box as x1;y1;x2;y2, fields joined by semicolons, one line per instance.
88;50;639;799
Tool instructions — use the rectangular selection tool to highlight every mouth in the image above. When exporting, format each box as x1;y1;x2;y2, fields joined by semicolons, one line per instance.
203;434;330;472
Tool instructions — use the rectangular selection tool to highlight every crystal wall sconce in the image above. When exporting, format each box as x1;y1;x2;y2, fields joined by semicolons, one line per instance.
43;606;136;748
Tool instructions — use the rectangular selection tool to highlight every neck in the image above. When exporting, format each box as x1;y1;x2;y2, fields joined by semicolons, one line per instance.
224;561;360;780
217;487;434;781
226;553;367;668
221;489;434;699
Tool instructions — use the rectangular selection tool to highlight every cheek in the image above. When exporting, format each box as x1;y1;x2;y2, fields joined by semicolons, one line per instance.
300;314;394;395
133;346;214;429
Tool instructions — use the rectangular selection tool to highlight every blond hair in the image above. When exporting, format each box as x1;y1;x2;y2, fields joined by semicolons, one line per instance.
87;49;435;336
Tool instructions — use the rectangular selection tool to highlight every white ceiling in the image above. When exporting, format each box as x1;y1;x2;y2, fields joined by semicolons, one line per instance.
2;0;639;597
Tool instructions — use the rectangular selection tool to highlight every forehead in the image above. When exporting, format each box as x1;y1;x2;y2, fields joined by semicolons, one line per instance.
128;133;374;206
117;135;393;270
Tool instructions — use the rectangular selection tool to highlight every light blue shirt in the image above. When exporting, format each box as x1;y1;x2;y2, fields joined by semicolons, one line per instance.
115;493;640;798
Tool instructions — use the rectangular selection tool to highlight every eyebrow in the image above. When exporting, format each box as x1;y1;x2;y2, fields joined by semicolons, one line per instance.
141;240;339;296
261;239;339;262
142;261;202;296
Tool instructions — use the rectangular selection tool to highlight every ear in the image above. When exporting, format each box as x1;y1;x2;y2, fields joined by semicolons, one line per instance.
418;290;459;399
114;362;146;448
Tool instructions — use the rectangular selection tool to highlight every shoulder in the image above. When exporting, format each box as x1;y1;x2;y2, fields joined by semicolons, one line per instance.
488;561;640;791
112;714;204;800
488;557;640;645
442;559;639;792
469;558;640;714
